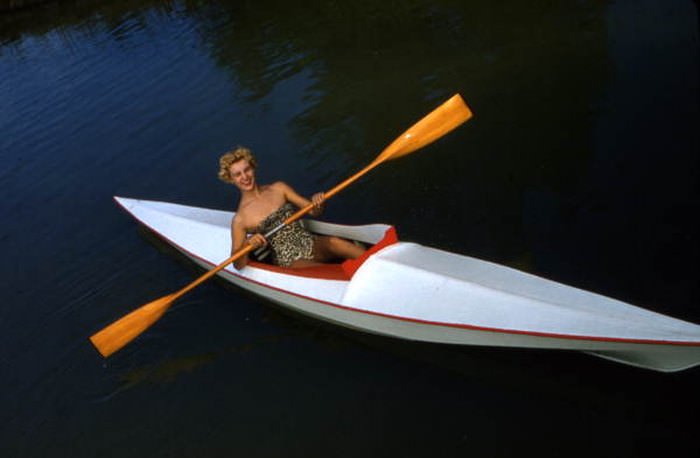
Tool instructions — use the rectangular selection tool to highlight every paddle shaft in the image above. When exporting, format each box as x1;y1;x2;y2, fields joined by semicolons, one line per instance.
175;159;377;296
172;244;255;300
171;92;472;295
263;160;379;239
90;94;472;358
264;93;473;239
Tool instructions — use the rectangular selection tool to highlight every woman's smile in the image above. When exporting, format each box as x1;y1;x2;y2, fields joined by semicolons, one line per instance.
229;160;256;191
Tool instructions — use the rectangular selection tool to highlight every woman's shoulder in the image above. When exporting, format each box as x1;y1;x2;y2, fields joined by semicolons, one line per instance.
268;181;290;191
270;181;301;198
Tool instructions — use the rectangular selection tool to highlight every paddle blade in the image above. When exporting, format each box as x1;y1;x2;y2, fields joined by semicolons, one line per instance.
376;94;472;163
90;294;176;357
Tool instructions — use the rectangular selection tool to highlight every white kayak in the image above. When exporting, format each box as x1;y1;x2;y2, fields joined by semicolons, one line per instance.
115;196;700;372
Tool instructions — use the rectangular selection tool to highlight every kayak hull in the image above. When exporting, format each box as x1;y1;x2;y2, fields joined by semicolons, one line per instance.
115;197;700;372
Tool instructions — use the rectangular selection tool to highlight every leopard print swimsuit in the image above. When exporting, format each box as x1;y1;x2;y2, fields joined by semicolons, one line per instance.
254;203;315;267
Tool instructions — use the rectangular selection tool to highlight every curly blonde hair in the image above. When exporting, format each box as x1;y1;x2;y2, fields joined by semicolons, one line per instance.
218;147;258;184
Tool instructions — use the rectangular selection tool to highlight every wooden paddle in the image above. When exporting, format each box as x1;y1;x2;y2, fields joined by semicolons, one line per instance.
90;93;473;357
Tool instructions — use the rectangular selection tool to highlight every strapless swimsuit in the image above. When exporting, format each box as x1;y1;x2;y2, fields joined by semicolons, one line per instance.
254;203;315;267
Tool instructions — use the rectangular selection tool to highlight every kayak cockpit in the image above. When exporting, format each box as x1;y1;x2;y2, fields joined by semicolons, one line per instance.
247;226;399;281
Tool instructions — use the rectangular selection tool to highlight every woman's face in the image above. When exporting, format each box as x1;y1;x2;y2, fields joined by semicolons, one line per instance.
228;159;256;191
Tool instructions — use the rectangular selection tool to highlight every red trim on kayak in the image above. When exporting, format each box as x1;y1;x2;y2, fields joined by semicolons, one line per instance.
342;227;398;276
114;197;700;348
221;264;700;348
248;261;351;281
219;264;700;347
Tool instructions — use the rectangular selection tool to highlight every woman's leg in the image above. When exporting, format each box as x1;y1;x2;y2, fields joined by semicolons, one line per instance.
313;236;365;262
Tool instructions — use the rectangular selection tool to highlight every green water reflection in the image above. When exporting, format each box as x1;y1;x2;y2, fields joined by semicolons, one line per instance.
184;0;610;269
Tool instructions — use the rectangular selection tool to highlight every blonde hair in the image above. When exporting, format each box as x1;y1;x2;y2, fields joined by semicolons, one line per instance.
218;146;258;184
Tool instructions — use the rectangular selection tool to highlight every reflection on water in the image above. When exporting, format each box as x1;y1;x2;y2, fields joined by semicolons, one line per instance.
104;334;290;399
198;0;610;206
1;0;698;457
106;351;219;399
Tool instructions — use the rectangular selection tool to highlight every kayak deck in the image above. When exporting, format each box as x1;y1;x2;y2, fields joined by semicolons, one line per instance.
343;243;700;344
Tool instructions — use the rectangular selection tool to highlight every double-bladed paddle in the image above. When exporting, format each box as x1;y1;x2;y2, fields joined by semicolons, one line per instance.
90;93;473;357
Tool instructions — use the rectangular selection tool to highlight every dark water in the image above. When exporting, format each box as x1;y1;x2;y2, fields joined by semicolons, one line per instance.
1;0;699;456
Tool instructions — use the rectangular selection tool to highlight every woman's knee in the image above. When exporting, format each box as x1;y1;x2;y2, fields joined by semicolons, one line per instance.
331;236;364;258
315;236;359;260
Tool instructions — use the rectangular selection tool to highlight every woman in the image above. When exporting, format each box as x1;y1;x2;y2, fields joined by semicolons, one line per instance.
218;147;366;269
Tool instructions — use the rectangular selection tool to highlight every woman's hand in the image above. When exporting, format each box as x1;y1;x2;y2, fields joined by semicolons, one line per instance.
310;192;325;216
247;233;267;249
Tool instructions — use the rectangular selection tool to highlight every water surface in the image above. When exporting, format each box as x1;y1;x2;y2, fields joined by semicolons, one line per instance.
1;1;698;456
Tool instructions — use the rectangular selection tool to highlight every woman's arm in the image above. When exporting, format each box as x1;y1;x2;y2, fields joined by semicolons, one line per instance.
276;182;325;217
230;216;266;269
